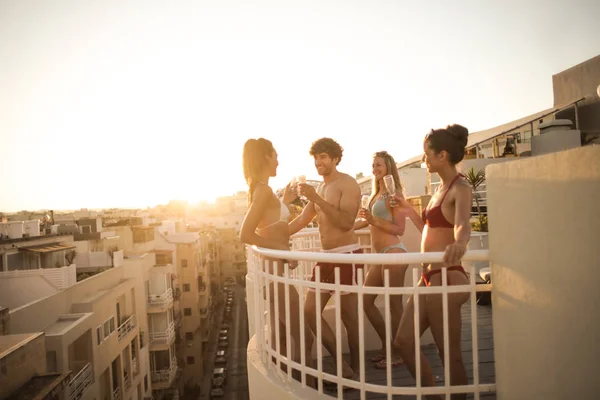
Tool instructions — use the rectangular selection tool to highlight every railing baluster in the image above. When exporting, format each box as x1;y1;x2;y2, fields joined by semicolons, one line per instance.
442;268;450;400
284;262;292;381
273;260;281;372
358;267;366;400
315;265;323;394
334;267;342;398
470;265;481;400
413;267;422;400
384;269;392;400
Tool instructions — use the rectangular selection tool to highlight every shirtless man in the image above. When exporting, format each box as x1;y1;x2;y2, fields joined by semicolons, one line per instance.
289;137;362;381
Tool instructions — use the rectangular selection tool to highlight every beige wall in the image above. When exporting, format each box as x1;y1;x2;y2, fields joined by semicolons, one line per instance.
487;145;600;399
552;55;600;107
0;333;46;400
8;263;152;400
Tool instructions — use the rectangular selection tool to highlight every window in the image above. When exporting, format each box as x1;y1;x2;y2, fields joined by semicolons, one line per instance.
184;308;192;316
144;375;148;392
183;284;190;292
185;332;194;341
181;259;188;268
97;327;102;345
103;320;110;339
187;356;195;365
98;316;116;344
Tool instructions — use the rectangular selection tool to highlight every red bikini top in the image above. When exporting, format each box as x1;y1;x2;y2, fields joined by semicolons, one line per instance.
422;174;463;229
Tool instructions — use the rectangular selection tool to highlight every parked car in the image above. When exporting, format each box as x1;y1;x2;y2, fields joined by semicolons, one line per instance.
215;350;227;366
212;367;227;384
210;386;225;398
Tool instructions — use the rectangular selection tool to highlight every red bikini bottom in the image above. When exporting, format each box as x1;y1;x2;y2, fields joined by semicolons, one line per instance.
422;266;468;286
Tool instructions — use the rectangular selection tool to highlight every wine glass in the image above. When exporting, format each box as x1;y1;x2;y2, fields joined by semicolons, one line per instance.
383;175;395;195
297;175;307;199
359;194;371;222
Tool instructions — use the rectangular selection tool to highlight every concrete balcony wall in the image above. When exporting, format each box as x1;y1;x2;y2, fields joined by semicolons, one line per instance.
488;145;599;399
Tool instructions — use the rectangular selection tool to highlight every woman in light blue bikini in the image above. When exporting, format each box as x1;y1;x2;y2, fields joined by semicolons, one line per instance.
354;150;409;369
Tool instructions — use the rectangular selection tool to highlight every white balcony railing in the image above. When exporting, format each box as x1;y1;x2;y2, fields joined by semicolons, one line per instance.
67;362;93;400
124;373;131;391
246;228;494;399
147;288;174;308
149;322;175;346
151;357;178;384
118;315;136;341
113;386;121;400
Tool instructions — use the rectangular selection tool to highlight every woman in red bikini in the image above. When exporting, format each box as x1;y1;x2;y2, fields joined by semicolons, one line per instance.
391;125;472;400
240;138;313;378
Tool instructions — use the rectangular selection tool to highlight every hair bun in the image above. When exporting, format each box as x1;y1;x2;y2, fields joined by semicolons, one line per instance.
446;124;468;147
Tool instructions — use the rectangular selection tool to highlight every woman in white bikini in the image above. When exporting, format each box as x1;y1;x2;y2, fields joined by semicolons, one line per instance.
239;138;313;378
354;151;409;369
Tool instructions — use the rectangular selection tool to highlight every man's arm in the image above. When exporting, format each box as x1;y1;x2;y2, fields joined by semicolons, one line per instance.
288;202;317;235
303;178;360;231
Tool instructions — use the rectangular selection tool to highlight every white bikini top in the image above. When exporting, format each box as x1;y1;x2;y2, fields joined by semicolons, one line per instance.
257;198;290;231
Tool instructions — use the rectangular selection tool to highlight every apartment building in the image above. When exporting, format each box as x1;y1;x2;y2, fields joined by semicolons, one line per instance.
0;251;154;400
153;224;208;396
0;326;71;400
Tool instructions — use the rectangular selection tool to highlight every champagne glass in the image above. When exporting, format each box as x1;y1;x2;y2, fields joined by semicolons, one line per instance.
359;194;370;222
383;175;395;195
297;175;307;199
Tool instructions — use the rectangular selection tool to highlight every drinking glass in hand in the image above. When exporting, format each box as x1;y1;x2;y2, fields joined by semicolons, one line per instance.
359;195;370;222
383;175;395;195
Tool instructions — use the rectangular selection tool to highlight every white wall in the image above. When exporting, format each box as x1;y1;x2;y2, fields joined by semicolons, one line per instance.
399;168;428;197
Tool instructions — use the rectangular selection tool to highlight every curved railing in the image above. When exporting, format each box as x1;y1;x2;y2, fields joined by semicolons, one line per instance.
247;228;494;399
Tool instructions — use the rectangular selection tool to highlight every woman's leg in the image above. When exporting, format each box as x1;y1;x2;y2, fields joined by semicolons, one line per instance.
393;279;441;400
376;254;409;367
425;271;469;400
363;264;387;355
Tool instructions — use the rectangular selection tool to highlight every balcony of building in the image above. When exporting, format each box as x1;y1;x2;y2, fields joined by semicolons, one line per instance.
149;311;176;351
147;288;174;312
151;346;178;390
244;146;598;399
43;314;95;399
117;315;136;342
67;361;93;400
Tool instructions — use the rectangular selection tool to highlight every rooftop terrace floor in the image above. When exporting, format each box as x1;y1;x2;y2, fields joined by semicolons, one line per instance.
318;302;496;399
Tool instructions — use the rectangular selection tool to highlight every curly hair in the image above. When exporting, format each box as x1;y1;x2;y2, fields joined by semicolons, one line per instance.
309;138;343;165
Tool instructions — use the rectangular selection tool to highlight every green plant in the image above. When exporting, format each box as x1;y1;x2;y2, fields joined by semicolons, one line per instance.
464;167;487;232
65;250;77;265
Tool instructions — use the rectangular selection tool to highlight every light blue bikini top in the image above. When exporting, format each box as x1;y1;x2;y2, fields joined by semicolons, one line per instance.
371;195;393;222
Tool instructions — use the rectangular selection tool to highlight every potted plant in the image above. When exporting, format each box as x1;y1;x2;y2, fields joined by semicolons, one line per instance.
464;167;487;232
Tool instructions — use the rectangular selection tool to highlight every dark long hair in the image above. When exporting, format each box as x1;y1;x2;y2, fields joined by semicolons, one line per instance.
242;138;274;205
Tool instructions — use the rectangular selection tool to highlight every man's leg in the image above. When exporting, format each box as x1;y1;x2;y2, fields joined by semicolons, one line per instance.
304;288;355;378
340;293;360;375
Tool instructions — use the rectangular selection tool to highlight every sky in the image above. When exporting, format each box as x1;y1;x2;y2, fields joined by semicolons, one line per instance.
1;0;599;212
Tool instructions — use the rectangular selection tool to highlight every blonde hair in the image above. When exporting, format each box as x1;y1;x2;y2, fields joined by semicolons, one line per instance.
242;138;274;205
370;151;404;204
